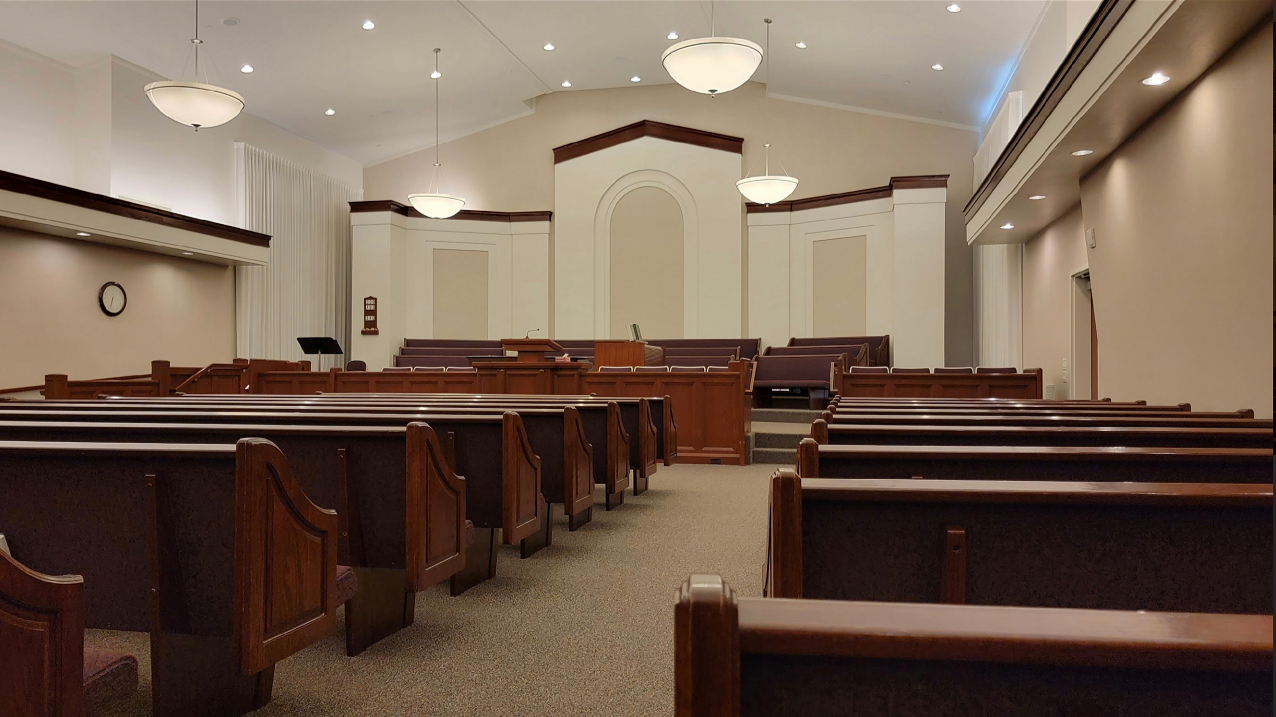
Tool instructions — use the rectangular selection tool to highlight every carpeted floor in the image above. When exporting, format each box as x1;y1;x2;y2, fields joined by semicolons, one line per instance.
96;462;773;716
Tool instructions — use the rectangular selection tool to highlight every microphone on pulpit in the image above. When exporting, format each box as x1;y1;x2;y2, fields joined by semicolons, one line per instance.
525;328;541;338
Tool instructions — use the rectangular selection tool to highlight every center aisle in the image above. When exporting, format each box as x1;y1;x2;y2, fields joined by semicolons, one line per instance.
92;463;773;717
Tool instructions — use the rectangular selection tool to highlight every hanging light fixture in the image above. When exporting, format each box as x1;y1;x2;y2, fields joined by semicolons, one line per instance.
408;48;466;219
737;20;798;205
145;0;244;130
661;0;762;95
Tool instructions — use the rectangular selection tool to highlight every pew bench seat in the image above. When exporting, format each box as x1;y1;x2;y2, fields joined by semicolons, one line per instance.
84;649;140;716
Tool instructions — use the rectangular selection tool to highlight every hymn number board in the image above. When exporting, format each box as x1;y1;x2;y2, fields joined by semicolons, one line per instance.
362;296;378;335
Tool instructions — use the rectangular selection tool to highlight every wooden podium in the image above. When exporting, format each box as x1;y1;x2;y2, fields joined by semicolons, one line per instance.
500;338;564;362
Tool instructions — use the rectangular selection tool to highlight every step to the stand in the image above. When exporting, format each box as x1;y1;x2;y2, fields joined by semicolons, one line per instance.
752;408;823;424
751;447;798;465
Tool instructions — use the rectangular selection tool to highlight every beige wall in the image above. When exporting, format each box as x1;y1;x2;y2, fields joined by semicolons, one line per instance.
365;82;977;364
0;227;235;388
1022;205;1087;398
609;186;684;339
1078;23;1272;416
432;248;490;340
812;235;868;337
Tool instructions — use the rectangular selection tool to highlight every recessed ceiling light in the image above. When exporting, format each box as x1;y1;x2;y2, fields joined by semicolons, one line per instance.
430;70;441;79
946;3;961;12
1029;195;1046;200
1071;149;1093;156
631;76;641;82
667;31;679;40
75;231;91;237
181;251;194;256
240;64;254;73
222;17;239;26
324;108;335;116
561;80;571;88
1141;71;1170;86
362;20;375;30
931;63;944;71
795;41;807;49
1001;223;1014;229
543;43;555;51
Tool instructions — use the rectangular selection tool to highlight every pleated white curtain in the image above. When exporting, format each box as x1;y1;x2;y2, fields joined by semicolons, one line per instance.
235;143;362;369
972;243;1024;369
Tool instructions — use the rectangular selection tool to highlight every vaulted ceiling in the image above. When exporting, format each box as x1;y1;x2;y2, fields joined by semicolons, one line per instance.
0;0;1050;165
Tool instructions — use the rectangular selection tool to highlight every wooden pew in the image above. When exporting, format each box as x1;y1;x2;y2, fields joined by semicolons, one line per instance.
0;439;337;717
795;439;1273;483
1;550;140;716
820;410;1272;429
90;393;664;497
0;408;545;588
675;575;1273;717
829;404;1254;418
839;367;1044;398
765;470;1272;611
810;419;1274;449
830;397;1192;411
0;420;468;652
22;398;613;517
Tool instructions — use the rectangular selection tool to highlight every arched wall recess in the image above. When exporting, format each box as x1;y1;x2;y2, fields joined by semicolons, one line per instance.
593;171;698;339
553;128;743;339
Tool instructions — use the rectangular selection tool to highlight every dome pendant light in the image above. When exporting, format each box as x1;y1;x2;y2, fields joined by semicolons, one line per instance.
737;20;798;205
408;48;466;219
144;0;244;131
661;0;762;95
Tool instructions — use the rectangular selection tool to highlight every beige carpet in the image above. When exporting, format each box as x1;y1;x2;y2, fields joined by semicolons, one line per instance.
95;462;773;717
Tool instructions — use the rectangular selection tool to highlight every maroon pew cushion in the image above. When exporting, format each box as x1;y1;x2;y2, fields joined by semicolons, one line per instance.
849;366;889;373
891;367;932;373
598;366;634;372
635;366;670;373
669;366;707;372
83;648;139;715
336;565;359;605
412;366;448;372
934;367;974;374
976;366;1018;374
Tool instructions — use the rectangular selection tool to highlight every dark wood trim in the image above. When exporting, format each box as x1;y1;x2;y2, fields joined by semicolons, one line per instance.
348;201;552;223
962;0;1134;220
745;175;950;214
0;168;271;247
552;120;744;164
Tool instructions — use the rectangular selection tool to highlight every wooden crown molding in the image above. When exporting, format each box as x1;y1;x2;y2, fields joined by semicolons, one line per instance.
349;201;552;223
745;175;950;214
0;168;271;247
962;0;1133;220
552;120;745;164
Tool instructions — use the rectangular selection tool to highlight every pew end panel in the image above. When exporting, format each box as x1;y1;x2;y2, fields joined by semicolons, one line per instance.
663;394;679;466
674;575;740;717
564;407;595;530
0;550;87;717
606;402;632;509
233;438;339;675
765;470;803;599
635;398;658;494
500;413;545;547
405;422;468;592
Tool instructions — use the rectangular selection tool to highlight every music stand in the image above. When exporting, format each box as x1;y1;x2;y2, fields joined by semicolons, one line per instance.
297;337;344;370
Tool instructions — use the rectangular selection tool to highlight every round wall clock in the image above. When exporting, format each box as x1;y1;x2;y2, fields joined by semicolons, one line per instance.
99;281;127;316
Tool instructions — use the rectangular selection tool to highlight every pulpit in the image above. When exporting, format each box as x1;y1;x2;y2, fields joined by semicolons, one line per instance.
501;338;565;362
470;338;588;393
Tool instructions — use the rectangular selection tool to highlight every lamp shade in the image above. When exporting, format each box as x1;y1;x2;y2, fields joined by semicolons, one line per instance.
736;175;799;205
407;193;466;219
661;36;762;95
144;80;244;129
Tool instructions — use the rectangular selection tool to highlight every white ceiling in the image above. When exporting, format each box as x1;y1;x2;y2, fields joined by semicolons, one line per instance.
0;0;1049;165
